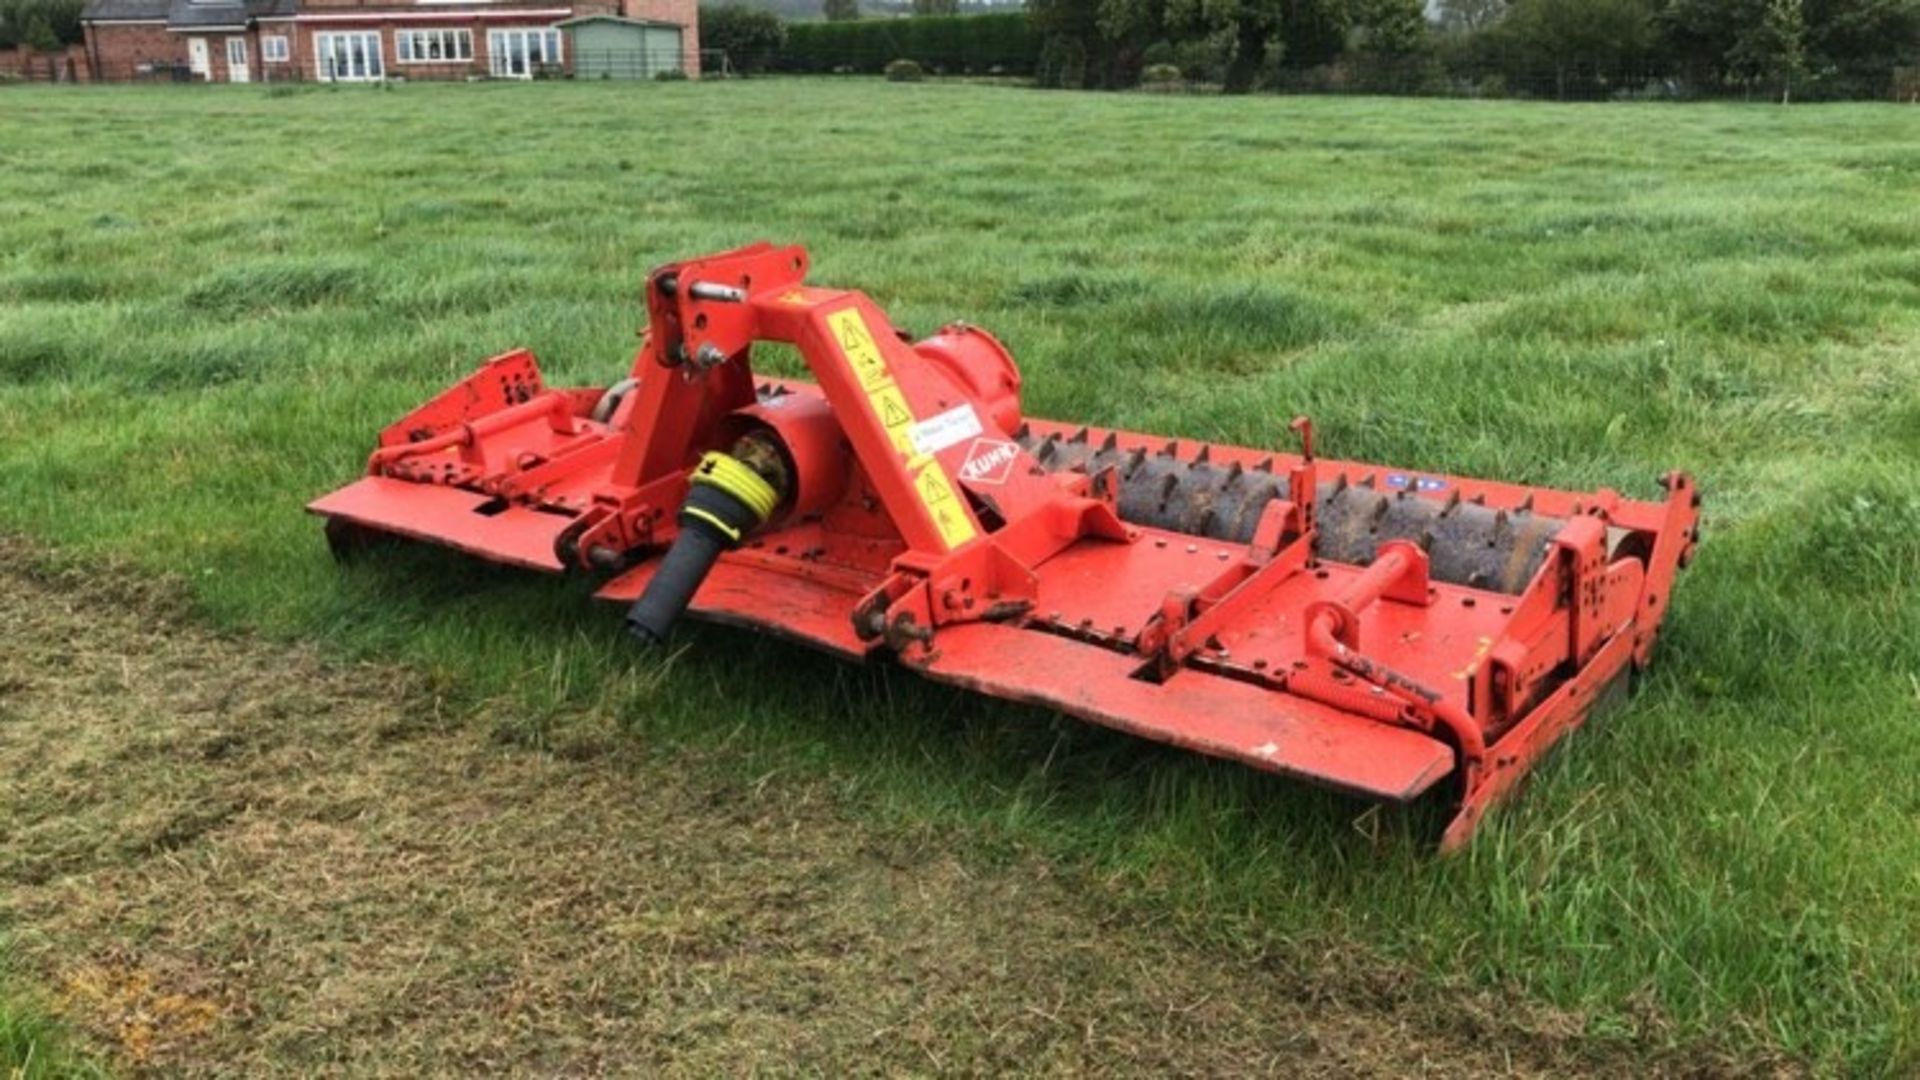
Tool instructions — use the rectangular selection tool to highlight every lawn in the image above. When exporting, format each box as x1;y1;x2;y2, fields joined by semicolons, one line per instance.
1;80;1916;1073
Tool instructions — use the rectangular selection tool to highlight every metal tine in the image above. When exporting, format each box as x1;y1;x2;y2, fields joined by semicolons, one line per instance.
1125;447;1147;476
1014;422;1031;439
1193;445;1211;466
1224;462;1243;489
1441;490;1463;516
1255;456;1274;473
1070;427;1090;444
1099;431;1118;453
1160;440;1178;457
1037;435;1059;463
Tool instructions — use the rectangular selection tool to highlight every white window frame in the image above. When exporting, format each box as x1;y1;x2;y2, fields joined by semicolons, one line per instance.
395;27;472;64
313;31;385;82
487;27;561;79
261;35;289;62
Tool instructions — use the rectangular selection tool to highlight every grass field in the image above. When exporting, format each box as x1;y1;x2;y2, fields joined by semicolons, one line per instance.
1;80;1916;1074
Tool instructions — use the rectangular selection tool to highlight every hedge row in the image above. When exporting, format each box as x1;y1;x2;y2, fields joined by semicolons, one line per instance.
774;14;1040;76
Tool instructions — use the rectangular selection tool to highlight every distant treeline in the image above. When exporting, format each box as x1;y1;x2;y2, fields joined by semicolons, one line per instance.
1034;0;1920;99
778;12;1040;74
703;0;1920;100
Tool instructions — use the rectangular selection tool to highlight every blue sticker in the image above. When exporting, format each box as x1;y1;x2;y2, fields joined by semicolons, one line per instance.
1417;477;1448;492
1385;473;1410;489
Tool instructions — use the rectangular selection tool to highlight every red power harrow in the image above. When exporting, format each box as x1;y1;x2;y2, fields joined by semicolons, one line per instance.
312;243;1700;850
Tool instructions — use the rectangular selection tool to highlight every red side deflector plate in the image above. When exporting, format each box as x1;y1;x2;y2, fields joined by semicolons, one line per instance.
598;557;1456;804
309;477;570;572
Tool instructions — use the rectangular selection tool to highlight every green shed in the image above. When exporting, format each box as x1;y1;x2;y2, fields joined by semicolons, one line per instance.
558;15;685;80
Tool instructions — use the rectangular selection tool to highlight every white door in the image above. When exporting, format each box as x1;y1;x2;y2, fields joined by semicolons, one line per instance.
226;37;250;83
188;37;210;79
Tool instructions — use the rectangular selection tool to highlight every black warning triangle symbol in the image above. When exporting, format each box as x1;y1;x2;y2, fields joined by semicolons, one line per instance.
919;469;952;504
881;397;913;428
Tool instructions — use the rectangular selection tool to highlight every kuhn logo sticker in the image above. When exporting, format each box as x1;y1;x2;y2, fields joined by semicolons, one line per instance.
958;438;1020;486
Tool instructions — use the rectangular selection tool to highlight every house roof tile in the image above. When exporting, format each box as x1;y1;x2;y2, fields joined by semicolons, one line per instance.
82;0;296;26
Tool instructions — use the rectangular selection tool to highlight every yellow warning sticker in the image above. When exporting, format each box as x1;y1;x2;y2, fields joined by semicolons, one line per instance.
914;462;978;548
867;383;922;462
826;307;892;392
823;304;974;549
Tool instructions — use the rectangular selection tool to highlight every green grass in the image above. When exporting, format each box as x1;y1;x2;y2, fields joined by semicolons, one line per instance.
2;80;1917;1072
0;961;100;1079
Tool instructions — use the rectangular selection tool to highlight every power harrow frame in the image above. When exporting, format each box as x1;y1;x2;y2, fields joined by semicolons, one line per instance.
312;243;1699;850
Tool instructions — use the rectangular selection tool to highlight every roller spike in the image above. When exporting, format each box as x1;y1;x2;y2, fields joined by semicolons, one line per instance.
1442;490;1463;516
1125;447;1147;476
1161;440;1178;457
1418;530;1435;551
1470;493;1486;506
1013;422;1031;439
1099;431;1118;452
1224;462;1243;488
1196;508;1217;534
1360;473;1378;489
1036;435;1059;463
1255;456;1275;473
1159;473;1180;499
1194;446;1211;465
1369;498;1390;524
1333;473;1349;493
1070;427;1090;444
1518;494;1534;514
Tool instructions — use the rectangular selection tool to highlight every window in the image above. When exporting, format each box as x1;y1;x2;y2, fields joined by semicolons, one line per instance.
225;37;247;66
262;35;288;62
487;28;561;79
314;31;384;82
396;28;472;64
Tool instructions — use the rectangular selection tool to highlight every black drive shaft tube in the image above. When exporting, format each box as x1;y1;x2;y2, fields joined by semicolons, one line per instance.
625;452;780;647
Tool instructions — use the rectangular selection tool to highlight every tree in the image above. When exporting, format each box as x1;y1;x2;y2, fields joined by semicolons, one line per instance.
20;10;56;50
1733;0;1808;100
1347;0;1431;90
1164;0;1287;93
822;0;860;19
1437;0;1509;32
699;3;787;72
913;0;958;13
0;0;85;48
1350;0;1428;56
1029;0;1165;88
1490;0;1659;97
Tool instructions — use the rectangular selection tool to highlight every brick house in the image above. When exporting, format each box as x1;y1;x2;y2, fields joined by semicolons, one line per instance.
80;0;698;83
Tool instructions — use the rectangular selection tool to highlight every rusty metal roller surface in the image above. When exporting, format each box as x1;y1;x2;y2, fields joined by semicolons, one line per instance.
1020;432;1565;594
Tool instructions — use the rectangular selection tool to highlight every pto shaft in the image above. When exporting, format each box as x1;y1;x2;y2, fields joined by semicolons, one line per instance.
626;450;781;646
